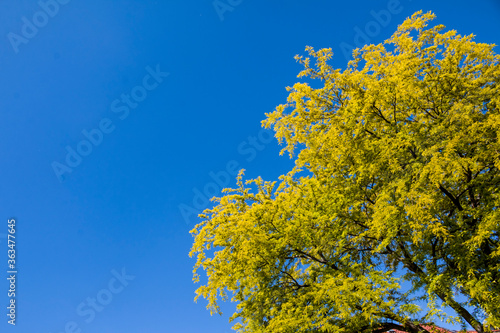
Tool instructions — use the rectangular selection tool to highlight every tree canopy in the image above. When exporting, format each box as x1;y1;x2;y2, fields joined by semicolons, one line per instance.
190;11;500;333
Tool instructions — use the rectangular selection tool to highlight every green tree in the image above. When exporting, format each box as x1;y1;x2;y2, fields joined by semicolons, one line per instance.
190;11;500;333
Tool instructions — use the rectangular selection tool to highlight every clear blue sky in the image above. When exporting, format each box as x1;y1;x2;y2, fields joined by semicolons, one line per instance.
0;1;499;332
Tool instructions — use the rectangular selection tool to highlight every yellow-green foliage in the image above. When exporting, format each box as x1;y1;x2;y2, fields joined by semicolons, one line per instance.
190;11;500;333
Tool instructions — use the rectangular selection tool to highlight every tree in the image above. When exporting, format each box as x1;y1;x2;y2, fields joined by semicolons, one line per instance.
190;11;500;333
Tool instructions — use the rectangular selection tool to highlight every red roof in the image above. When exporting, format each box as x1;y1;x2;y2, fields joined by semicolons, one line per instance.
384;324;500;333
385;324;452;333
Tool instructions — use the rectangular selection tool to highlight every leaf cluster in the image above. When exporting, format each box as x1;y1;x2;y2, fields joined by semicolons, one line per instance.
190;11;500;333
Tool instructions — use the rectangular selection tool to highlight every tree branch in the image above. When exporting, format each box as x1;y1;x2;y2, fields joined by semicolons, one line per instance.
438;185;464;211
397;241;484;333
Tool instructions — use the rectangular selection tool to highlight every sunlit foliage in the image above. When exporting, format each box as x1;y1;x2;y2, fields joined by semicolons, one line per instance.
190;11;500;333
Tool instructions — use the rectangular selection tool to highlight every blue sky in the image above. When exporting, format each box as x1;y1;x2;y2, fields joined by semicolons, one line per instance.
0;1;499;332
